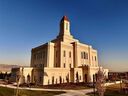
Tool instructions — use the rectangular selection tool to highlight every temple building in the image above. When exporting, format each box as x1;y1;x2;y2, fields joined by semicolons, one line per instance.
10;16;108;85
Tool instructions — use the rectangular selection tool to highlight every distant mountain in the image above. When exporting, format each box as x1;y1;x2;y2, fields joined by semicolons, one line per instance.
0;64;20;73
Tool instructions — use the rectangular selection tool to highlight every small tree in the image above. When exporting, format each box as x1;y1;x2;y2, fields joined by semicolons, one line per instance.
16;71;21;96
96;68;106;96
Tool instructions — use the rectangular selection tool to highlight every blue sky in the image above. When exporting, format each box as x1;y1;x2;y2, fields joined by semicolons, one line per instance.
0;0;128;72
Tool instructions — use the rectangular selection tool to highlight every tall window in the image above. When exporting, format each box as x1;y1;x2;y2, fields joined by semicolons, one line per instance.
95;56;97;61
63;50;66;57
40;52;43;59
69;51;71;58
69;64;71;68
38;52;42;59
64;63;66;68
81;52;83;59
66;23;68;30
39;77;42;82
56;51;57;57
80;76;81;80
43;51;45;58
84;52;86;59
34;54;36;59
83;52;88;59
37;54;39;59
85;53;88;59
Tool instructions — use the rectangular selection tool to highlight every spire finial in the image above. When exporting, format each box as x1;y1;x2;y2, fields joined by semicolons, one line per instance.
61;16;69;22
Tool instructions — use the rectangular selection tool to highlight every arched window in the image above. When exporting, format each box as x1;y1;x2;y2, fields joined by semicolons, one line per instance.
27;74;30;84
52;76;54;84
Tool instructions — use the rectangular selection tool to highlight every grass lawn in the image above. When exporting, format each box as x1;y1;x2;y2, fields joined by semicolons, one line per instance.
0;86;65;96
87;83;128;96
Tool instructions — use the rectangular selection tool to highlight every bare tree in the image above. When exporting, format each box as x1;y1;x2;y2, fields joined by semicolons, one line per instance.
16;70;21;96
16;67;24;96
96;68;106;96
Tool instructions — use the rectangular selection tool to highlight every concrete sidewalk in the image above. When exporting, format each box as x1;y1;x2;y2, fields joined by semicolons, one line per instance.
54;89;93;96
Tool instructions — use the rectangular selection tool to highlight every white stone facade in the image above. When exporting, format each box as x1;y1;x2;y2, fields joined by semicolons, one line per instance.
10;16;108;85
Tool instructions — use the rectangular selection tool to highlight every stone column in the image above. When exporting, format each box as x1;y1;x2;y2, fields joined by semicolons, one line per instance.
47;42;54;68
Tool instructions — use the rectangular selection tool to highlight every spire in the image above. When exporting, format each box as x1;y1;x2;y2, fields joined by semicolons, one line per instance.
59;16;71;36
60;16;69;22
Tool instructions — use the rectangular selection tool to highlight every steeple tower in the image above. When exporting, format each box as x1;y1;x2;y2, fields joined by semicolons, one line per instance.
55;16;75;43
59;16;71;36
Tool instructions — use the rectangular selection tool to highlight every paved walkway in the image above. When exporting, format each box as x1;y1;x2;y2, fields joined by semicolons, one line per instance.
54;89;93;96
0;81;120;96
0;84;93;96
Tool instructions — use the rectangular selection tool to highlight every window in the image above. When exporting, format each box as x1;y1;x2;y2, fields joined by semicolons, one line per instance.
66;23;68;30
39;77;42;82
69;51;71;58
43;51;45;58
80;76;81;80
40;52;42;59
34;54;36;59
85;53;88;59
83;52;88;59
38;52;42;59
95;56;97;61
27;74;30;83
56;51;57;57
52;76;54;84
69;64;71;68
81;52;83;59
63;50;66;57
84;52;86;59
37;54;39;59
34;76;36;82
64;63;66;68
